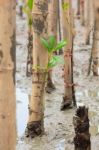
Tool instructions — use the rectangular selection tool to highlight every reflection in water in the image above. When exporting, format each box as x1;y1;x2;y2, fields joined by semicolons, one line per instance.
55;139;66;150
76;90;99;98
16;88;29;137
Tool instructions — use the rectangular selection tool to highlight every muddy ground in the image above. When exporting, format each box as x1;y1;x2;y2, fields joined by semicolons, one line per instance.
16;11;99;150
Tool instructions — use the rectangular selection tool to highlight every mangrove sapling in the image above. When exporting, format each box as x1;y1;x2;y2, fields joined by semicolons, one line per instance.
26;35;67;138
41;36;67;93
41;35;67;93
24;0;33;76
91;2;99;76
41;35;67;72
26;0;49;138
46;0;58;93
61;0;76;110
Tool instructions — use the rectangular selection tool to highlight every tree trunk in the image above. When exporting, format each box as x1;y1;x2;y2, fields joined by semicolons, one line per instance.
26;27;33;77
48;0;58;39
77;0;81;16
60;0;75;110
85;0;94;45
58;0;63;54
26;0;33;77
0;1;16;150
46;71;56;93
92;0;99;76
73;106;91;150
26;0;48;138
46;0;58;93
81;0;85;25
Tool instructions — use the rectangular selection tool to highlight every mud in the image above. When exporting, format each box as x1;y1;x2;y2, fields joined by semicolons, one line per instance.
16;8;99;150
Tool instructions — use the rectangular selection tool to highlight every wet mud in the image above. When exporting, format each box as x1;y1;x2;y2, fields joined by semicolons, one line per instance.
16;10;99;150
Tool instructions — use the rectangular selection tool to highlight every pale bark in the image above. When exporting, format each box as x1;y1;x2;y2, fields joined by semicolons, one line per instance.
0;1;16;150
26;0;48;138
61;0;75;110
48;0;58;39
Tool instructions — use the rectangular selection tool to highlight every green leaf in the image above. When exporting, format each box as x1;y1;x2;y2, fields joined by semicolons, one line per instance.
41;36;56;53
48;56;63;68
48;36;56;52
62;2;69;11
29;17;33;25
54;40;67;52
41;38;50;52
23;0;33;16
27;0;34;10
23;6;29;15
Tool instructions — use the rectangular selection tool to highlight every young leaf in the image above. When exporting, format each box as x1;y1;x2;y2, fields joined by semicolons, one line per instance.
48;36;56;52
29;17;33;26
54;40;67;52
27;0;34;10
48;56;62;68
41;38;50;52
62;2;69;11
23;6;29;16
23;0;33;17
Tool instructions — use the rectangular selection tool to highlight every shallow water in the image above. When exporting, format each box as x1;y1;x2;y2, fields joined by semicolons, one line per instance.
55;139;66;150
16;88;28;137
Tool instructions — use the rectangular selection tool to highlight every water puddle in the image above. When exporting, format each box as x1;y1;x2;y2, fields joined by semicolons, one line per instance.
76;89;99;98
55;139;66;150
16;88;29;137
75;91;84;97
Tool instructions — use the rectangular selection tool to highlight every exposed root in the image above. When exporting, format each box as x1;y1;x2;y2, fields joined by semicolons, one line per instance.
26;121;43;138
46;75;56;94
46;82;56;94
60;97;73;111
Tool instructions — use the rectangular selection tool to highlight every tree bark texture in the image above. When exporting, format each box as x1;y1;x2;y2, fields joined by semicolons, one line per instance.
0;1;16;150
92;0;99;76
60;0;75;110
26;0;48;138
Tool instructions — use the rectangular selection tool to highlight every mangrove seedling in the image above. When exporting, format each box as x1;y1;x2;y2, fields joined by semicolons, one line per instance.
41;35;67;71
